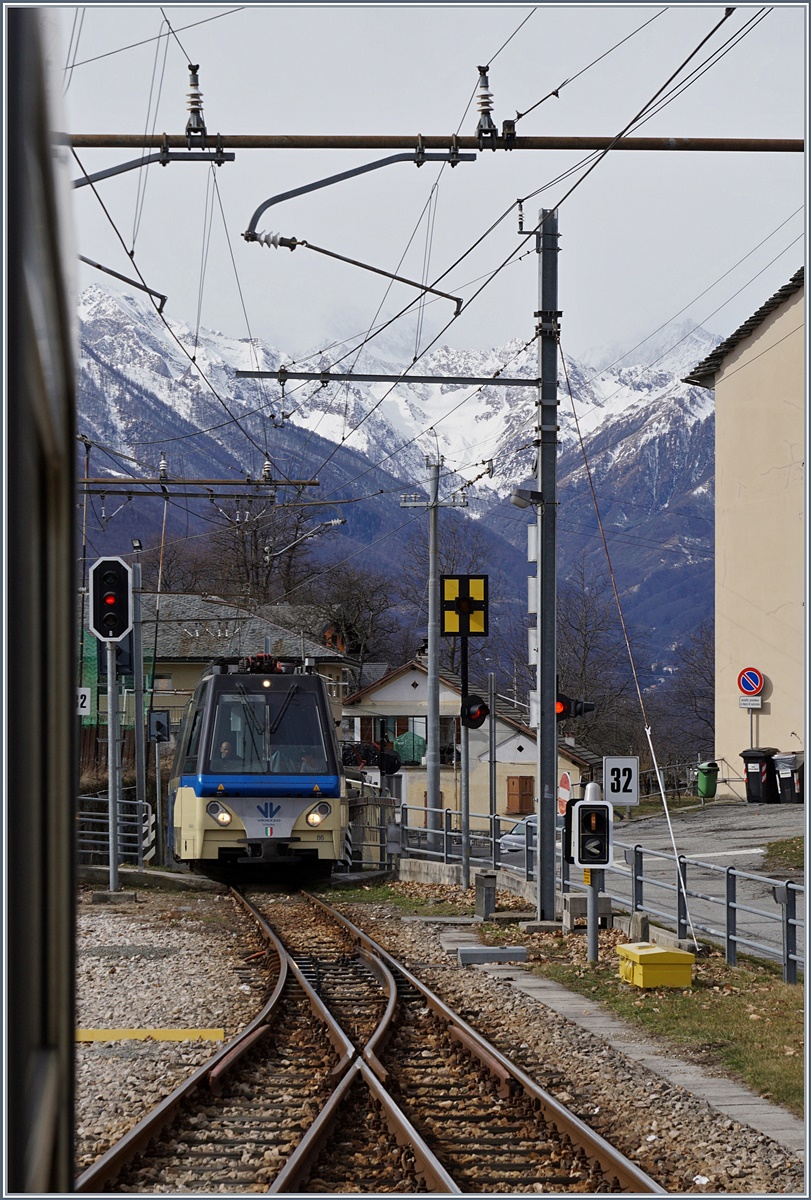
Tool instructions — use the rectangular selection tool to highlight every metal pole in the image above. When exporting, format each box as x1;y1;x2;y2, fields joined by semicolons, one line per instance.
71;132;803;154
106;640;119;891
587;870;600;963
460;637;470;889
132;561;146;870
537;207;560;921
488;671;496;860
155;740;163;862
426;458;441;851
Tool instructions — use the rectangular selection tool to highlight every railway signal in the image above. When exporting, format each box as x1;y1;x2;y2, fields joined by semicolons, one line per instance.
571;798;613;868
461;694;489;729
556;692;596;720
89;557;133;642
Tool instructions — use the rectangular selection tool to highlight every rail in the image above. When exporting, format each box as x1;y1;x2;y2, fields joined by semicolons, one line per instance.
397;802;804;983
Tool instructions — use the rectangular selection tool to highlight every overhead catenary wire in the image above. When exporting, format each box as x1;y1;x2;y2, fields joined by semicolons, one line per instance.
71;147;293;473
130;16;170;253
66;8;246;69
62;5;86;94
299;7;742;489
513;6;668;125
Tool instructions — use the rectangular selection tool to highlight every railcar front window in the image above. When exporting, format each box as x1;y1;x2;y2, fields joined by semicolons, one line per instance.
207;685;330;774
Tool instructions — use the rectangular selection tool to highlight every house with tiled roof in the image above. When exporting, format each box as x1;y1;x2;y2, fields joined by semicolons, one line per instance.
80;592;356;731
683;268;804;794
343;655;596;825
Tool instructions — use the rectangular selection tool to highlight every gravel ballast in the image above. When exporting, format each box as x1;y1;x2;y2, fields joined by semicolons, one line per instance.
75;883;805;1193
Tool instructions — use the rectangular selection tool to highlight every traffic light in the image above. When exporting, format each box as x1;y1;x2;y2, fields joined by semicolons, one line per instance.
89;557;133;642
572;799;613;867
461;694;489;729
555;693;596;720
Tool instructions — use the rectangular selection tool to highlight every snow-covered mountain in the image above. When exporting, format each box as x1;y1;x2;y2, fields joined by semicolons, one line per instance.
76;284;719;659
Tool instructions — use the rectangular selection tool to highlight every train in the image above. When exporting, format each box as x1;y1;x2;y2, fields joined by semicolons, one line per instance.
169;654;358;877
6;8;78;1192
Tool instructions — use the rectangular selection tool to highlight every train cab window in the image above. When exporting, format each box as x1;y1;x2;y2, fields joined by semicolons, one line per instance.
205;685;333;775
182;683;209;773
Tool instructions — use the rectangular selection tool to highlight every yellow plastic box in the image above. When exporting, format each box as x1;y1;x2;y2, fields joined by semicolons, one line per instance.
616;941;695;989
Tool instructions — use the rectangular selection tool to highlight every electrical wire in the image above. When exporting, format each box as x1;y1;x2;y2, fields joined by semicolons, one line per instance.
514;7;668;124
66;9;245;69
299;9;741;489
159;6;193;62
130;17;170;252
62;6;86;94
557;331;701;948
72;147;270;461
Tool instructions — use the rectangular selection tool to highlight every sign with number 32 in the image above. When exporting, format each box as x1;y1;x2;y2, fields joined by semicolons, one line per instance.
603;756;639;806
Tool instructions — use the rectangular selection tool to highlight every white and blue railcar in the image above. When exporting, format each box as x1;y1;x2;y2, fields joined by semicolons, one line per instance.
170;655;350;876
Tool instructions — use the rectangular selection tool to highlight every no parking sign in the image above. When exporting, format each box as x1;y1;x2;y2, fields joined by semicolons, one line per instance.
737;667;764;696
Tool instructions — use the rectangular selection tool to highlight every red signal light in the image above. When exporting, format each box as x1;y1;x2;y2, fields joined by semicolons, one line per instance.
103;592;117;606
460;693;489;729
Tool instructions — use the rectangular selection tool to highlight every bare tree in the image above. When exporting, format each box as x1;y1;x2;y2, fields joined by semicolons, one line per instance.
555;558;646;755
307;558;405;670
653;618;715;755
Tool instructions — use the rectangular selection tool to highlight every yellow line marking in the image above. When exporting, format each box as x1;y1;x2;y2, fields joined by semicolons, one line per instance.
76;1028;224;1042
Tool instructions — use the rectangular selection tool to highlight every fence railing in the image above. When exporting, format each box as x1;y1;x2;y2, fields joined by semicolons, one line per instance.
601;840;804;985
77;795;155;869
397;802;804;983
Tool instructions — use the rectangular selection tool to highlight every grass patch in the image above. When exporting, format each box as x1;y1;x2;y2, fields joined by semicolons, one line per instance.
327;881;478;916
762;835;804;874
480;923;805;1117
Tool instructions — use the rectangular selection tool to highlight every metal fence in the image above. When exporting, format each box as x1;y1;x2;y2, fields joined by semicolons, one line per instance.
398;802;804;983
77;794;155;869
601;840;804;985
338;794;398;873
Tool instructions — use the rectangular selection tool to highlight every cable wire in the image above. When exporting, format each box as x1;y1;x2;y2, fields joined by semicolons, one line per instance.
557;332;703;948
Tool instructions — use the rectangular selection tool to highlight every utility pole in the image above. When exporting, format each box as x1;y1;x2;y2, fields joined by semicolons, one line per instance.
537;209;560;923
401;459;467;850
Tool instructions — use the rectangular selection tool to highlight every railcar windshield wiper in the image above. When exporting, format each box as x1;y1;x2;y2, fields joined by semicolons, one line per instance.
269;684;299;736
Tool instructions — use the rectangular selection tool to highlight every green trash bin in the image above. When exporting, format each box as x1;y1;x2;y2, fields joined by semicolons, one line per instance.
697;761;719;800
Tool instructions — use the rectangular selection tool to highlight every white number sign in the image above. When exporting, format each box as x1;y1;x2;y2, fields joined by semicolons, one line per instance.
603;756;639;806
76;687;91;716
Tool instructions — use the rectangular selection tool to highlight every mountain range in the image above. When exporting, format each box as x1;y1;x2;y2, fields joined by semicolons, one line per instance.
76;284;719;674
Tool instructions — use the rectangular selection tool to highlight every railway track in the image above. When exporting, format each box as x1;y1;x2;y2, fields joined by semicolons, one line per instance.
76;889;665;1194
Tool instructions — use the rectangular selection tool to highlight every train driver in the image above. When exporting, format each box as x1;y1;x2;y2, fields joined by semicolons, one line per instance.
214;739;240;769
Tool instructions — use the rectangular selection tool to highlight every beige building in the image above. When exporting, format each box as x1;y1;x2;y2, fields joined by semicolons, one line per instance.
343;657;595;826
684;268;805;796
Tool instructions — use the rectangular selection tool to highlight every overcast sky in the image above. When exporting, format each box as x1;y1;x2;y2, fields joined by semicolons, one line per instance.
54;3;806;365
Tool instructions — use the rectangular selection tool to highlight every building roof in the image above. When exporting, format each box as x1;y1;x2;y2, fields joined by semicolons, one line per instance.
682;268;804;388
137;592;348;664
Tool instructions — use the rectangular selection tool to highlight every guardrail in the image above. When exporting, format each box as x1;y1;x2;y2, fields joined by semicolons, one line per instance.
601;840;804;984
397;803;804;983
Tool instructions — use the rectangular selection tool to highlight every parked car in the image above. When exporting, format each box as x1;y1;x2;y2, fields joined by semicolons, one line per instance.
498;815;537;854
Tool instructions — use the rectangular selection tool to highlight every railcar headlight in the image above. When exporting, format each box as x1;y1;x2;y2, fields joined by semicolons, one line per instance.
306;801;332;827
206;800;232;826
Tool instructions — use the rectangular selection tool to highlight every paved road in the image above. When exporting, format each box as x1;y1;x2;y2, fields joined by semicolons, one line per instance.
495;801;805;971
614;800;805;873
604;801;805;970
